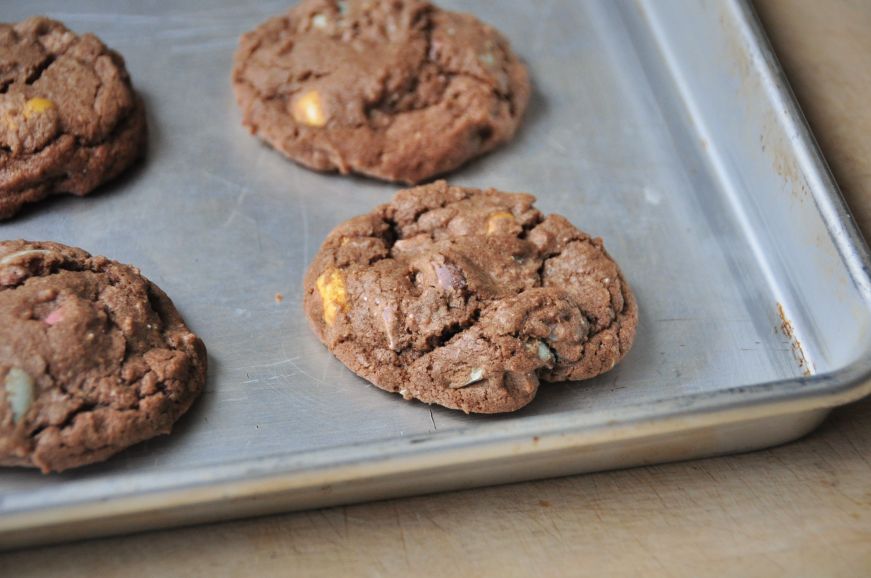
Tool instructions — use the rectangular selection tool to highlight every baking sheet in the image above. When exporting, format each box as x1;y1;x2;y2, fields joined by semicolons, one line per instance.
1;0;870;547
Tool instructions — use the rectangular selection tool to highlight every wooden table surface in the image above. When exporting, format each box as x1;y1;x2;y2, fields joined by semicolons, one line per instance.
4;1;871;576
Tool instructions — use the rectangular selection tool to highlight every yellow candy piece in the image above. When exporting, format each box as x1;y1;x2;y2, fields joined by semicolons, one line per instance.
316;269;348;325
23;97;55;119
486;211;516;235
291;90;327;127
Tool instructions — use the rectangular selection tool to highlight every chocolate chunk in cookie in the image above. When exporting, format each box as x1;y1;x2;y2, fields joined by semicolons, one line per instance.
232;0;530;184
304;182;638;413
0;241;206;473
0;17;146;220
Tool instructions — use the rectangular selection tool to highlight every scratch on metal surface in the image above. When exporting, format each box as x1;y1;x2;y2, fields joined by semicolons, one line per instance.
204;170;247;194
545;134;569;156
284;355;328;385
236;355;326;385
236;357;299;371
203;172;252;228
429;409;437;431
776;302;812;376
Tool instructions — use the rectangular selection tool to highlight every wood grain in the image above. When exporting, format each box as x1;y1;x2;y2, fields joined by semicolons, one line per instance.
756;0;871;238
3;1;870;575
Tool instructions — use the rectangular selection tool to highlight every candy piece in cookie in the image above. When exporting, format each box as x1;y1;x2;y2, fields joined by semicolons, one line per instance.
291;90;328;128
316;269;349;325
304;181;638;414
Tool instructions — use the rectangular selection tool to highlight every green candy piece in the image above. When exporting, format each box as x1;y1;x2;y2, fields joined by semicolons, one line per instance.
537;341;554;362
4;368;35;423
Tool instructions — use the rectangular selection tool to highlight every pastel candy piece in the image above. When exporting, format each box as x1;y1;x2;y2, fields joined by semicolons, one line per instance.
22;97;55;119
451;367;485;389
4;368;35;423
311;13;329;30
0;249;56;266
44;307;64;325
291;90;327;127
486;211;516;235
316;269;348;325
535;340;554;362
434;262;466;291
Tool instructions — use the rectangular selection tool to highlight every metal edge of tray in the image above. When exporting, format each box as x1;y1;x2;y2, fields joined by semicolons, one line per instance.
2;0;871;549
1;364;866;549
741;0;871;301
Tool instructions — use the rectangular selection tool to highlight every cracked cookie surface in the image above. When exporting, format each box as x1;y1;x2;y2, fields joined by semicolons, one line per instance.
304;181;638;413
0;241;206;473
232;0;530;184
0;17;146;220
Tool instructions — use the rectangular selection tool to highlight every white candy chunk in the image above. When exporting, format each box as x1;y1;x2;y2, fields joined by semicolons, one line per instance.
312;14;328;29
4;368;35;423
452;367;485;389
0;249;55;266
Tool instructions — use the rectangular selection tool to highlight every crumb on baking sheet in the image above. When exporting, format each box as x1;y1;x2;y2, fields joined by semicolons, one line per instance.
274;292;284;304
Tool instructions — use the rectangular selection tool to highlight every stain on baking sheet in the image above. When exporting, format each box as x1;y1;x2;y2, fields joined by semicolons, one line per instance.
777;302;812;376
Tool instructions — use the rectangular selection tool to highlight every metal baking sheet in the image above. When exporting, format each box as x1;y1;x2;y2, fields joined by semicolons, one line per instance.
1;0;870;548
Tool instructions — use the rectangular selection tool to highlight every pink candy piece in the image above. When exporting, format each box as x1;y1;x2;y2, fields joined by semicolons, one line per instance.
44;308;64;326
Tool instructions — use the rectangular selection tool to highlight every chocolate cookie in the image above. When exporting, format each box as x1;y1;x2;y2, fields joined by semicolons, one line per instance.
304;182;638;413
0;241;206;473
232;0;530;184
0;17;146;220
